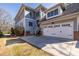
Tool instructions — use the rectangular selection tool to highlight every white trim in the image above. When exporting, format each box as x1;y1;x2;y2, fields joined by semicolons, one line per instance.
24;10;30;16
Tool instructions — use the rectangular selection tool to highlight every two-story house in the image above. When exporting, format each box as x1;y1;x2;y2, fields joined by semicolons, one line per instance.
15;4;46;35
15;3;79;40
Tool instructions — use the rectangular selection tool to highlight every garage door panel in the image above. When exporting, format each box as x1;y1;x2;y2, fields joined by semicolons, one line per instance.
61;26;73;39
43;28;52;36
43;21;73;39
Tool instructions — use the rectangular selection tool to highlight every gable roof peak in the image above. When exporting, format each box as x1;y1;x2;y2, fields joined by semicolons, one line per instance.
35;4;47;10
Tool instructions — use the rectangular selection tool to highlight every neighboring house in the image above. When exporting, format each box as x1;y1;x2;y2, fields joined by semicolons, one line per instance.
15;3;79;40
15;4;46;35
40;3;79;40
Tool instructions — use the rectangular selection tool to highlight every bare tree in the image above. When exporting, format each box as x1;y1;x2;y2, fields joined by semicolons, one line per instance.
0;8;14;34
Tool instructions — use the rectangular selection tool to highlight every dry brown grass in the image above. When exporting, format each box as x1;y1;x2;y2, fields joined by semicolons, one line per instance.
0;37;51;56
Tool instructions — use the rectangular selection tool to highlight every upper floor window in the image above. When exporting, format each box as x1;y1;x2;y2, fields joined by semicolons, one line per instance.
36;11;40;18
47;9;58;18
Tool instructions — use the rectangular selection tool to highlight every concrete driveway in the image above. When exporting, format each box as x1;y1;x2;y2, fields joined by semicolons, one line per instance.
21;36;79;56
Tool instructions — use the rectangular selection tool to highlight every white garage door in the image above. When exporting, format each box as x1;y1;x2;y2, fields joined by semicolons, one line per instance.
43;22;73;39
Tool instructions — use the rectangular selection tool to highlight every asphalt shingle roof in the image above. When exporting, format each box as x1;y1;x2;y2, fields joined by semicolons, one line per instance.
63;3;79;15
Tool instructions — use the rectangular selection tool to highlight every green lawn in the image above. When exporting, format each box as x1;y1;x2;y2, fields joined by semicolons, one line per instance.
0;37;51;56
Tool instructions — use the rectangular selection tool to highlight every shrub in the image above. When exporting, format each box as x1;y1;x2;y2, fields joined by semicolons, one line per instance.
14;26;24;36
0;30;3;37
11;28;15;35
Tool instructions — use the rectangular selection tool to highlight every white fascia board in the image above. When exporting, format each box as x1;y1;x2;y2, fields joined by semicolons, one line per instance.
24;10;30;16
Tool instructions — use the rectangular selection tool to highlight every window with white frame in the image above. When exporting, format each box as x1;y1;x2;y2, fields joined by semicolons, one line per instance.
29;22;33;27
47;9;58;18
